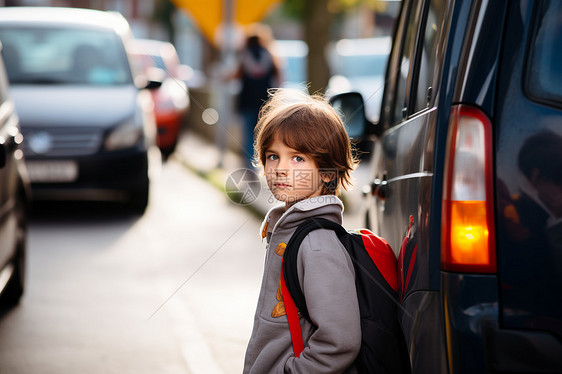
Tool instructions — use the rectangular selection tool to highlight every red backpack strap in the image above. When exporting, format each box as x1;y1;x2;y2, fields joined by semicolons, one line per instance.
280;258;305;357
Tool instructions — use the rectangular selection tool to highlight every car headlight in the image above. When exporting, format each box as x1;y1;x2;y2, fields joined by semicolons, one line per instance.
105;116;144;150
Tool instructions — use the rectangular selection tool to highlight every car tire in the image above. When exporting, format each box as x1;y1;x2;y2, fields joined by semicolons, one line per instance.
128;179;149;215
0;194;26;307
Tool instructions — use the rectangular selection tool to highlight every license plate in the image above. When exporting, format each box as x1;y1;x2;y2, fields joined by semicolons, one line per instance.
26;161;78;183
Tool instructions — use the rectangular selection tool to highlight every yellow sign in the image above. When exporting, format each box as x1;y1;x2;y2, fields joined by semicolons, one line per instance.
172;0;280;45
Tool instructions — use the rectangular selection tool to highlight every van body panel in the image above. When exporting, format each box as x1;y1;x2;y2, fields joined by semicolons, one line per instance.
361;0;562;372
400;290;447;374
442;273;498;373
494;0;562;342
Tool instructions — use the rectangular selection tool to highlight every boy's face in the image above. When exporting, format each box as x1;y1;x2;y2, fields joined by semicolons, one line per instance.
264;136;331;208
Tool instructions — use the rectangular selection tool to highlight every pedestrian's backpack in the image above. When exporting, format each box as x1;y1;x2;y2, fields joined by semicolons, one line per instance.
280;218;411;374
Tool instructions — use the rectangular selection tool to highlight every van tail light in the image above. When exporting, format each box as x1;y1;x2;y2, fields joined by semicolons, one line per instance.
441;105;496;273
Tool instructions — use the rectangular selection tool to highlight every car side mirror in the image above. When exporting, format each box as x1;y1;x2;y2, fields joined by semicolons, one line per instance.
144;79;162;90
329;92;367;140
135;67;163;90
135;75;162;90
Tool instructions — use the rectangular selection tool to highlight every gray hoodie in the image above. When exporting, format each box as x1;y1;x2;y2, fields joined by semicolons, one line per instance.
243;195;361;373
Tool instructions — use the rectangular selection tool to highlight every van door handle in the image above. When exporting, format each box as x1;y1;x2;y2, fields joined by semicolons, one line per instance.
426;86;433;107
372;176;387;200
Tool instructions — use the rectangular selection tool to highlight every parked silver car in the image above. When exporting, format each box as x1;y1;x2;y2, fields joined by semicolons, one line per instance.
0;7;159;214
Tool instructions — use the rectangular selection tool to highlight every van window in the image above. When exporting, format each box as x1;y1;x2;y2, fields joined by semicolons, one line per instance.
392;2;420;123
526;0;562;107
413;0;447;112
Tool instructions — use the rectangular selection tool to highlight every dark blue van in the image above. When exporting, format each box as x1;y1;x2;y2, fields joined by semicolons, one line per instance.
332;0;562;372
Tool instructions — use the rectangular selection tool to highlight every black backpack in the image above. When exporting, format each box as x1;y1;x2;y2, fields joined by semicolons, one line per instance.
281;218;411;374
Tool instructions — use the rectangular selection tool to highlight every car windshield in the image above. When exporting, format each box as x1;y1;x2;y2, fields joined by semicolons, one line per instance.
0;26;132;85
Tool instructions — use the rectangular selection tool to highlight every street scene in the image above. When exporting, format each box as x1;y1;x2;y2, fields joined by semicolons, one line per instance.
0;133;368;373
1;0;562;373
0;153;266;374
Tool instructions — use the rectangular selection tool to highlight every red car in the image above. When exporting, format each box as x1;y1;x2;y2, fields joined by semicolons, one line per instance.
130;39;190;156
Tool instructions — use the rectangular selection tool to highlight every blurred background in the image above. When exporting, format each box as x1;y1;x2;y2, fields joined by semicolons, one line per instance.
2;0;399;153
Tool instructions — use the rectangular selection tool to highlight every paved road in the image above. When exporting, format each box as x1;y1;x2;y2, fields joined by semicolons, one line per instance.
0;159;265;374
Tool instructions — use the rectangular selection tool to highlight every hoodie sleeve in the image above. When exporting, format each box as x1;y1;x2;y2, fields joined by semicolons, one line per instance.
284;229;361;373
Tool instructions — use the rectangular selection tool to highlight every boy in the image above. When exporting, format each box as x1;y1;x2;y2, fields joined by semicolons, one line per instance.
243;89;361;373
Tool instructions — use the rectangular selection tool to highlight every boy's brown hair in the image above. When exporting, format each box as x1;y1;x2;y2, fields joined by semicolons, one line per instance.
254;89;358;195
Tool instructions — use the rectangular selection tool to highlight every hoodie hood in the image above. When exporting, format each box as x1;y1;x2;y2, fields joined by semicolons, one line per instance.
261;195;344;242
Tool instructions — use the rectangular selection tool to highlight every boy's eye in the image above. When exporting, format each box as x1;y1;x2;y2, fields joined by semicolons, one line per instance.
266;154;278;161
293;156;305;163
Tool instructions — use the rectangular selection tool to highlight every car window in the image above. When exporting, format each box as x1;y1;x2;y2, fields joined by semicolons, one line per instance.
413;0;447;112
392;0;423;124
0;27;132;85
525;0;562;108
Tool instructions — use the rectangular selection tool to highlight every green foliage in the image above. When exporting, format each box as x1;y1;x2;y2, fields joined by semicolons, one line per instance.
281;0;306;19
152;0;176;25
281;0;385;19
152;0;177;42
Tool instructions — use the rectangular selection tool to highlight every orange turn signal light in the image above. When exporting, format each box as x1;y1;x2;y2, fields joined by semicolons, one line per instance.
441;105;496;273
449;201;490;266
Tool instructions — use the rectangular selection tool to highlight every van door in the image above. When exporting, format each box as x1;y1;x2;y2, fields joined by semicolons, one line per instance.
495;0;562;346
370;0;448;372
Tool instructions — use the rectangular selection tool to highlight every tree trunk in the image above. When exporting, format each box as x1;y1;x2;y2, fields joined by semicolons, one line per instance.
304;0;333;94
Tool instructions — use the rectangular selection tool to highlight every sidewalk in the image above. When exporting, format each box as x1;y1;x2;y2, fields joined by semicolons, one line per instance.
173;129;372;227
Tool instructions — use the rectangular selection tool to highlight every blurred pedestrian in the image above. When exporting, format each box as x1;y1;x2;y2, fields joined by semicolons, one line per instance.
243;89;361;373
233;23;281;168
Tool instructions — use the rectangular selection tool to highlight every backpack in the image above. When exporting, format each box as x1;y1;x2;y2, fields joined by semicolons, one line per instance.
280;218;411;374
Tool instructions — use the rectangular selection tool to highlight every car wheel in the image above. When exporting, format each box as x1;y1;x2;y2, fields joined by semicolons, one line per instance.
0;194;26;307
129;179;149;214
